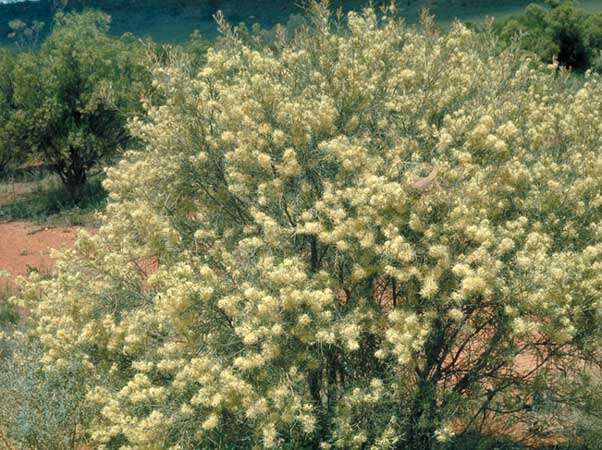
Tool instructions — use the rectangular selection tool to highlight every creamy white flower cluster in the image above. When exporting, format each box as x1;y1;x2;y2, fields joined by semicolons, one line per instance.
18;4;602;449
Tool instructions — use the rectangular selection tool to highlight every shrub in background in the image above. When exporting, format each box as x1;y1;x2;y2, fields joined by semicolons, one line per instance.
495;0;602;72
7;18;45;49
185;29;211;70
0;49;22;177
15;4;602;449
7;10;151;200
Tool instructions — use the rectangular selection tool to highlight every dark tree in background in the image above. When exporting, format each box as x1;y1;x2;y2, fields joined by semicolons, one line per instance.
8;11;150;200
496;0;602;72
0;50;17;176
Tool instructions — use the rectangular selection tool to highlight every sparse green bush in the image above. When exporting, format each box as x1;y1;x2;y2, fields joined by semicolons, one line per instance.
0;304;18;328
7;10;151;200
445;433;527;450
0;49;23;177
7;18;45;49
495;0;602;72
186;29;211;70
0;279;90;449
0;286;18;327
532;370;602;449
231;12;308;51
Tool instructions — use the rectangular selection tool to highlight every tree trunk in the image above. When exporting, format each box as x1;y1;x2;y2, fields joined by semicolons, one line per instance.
398;320;447;450
402;378;439;450
54;157;88;202
65;168;87;201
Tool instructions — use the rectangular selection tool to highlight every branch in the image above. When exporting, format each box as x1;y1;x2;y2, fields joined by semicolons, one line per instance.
442;314;495;378
452;323;508;396
0;430;15;450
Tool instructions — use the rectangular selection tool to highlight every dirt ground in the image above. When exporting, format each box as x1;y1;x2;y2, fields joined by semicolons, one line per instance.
0;220;84;289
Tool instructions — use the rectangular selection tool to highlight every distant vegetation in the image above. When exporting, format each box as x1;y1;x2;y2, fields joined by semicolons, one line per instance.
7;18;45;49
8;11;150;198
0;49;18;175
0;8;209;212
496;0;602;72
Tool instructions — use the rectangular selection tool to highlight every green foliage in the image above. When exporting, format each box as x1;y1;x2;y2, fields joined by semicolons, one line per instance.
0;288;18;327
0;336;90;450
0;304;18;327
7;10;150;200
186;30;211;69
495;0;602;71
0;49;22;176
0;162;50;184
0;175;106;226
7;18;45;49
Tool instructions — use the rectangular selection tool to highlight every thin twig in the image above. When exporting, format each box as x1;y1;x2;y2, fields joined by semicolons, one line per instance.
0;430;15;450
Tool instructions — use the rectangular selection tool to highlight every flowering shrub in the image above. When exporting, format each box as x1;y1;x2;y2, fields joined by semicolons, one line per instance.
14;4;602;449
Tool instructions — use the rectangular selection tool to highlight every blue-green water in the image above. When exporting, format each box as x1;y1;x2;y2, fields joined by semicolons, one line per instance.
1;0;602;47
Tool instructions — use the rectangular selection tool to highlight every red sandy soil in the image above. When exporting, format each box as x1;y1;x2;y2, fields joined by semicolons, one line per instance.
0;220;85;290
